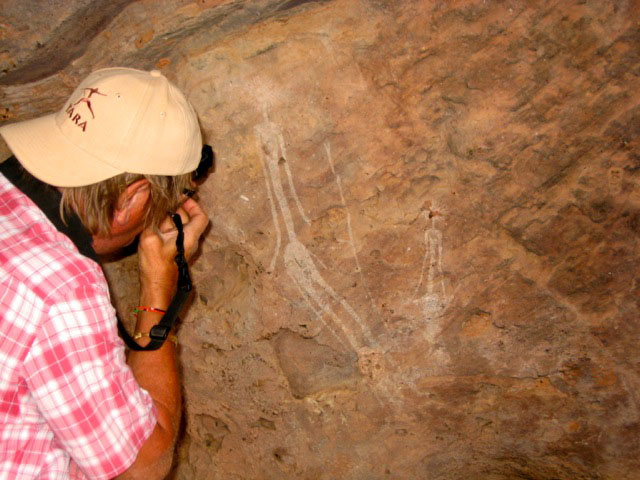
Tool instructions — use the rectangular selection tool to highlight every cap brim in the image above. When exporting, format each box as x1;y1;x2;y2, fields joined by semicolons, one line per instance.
0;114;123;187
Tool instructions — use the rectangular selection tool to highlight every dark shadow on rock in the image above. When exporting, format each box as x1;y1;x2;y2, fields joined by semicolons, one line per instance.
0;0;138;86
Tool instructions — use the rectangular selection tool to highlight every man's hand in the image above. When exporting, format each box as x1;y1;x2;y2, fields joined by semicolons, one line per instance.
137;198;209;303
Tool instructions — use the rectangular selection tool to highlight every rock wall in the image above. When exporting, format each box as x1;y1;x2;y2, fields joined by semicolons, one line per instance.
2;1;639;478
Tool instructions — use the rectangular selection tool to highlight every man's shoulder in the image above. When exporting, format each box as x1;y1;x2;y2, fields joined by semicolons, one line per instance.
0;177;106;301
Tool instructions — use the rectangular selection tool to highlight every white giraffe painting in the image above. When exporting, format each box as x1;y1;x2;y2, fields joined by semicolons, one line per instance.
254;107;375;352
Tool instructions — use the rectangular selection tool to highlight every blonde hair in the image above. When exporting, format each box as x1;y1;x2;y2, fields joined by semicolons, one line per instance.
61;172;194;236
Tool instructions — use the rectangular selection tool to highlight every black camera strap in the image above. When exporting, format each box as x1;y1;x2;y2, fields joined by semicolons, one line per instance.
118;213;192;351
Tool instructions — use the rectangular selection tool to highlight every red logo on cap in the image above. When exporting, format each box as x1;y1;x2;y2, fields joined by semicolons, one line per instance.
65;87;106;132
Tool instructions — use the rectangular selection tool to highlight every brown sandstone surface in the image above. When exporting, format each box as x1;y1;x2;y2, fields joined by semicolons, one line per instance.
1;1;639;478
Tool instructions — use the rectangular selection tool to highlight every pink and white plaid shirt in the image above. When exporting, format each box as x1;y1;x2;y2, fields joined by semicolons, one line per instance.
0;174;157;479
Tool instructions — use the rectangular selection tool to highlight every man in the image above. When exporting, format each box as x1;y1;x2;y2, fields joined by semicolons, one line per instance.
0;67;209;479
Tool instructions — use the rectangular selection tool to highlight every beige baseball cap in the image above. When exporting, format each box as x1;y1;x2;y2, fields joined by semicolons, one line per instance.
0;67;202;187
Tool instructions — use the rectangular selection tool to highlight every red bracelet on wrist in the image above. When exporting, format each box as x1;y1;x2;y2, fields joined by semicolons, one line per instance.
132;306;167;317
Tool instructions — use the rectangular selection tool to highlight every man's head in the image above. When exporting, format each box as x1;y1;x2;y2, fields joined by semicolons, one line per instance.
61;170;194;254
0;67;203;252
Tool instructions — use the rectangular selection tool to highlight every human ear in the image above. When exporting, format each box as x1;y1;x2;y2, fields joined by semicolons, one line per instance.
113;179;151;226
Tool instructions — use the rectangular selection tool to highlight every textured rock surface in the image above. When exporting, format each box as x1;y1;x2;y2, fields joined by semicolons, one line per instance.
2;1;639;478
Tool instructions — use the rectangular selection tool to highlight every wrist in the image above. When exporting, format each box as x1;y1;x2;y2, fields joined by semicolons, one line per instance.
133;305;170;333
138;288;174;311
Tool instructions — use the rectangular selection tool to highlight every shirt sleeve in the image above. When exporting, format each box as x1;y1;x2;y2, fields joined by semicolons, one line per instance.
22;282;157;480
